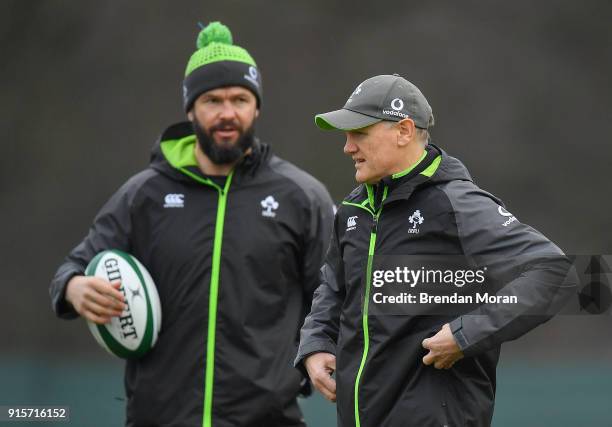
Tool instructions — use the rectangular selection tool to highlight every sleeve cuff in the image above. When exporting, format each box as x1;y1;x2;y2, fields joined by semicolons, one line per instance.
450;317;470;352
293;340;336;375
51;269;82;319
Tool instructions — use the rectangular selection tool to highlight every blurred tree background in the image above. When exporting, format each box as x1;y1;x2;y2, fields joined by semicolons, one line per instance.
1;0;611;425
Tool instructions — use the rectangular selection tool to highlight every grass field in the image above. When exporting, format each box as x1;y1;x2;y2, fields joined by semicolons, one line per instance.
0;357;609;426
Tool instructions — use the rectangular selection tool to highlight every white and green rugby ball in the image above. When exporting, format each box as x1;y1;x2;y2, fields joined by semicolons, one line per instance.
85;250;162;359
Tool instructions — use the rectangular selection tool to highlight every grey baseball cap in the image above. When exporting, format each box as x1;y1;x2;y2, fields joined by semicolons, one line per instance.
315;74;434;131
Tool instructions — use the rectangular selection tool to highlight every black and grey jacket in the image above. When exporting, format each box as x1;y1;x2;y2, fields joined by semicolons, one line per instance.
295;144;577;427
50;122;335;427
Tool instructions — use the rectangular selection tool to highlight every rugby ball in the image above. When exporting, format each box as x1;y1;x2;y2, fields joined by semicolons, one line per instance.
85;250;162;359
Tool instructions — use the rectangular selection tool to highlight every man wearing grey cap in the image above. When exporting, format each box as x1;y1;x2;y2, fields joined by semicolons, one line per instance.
295;75;576;426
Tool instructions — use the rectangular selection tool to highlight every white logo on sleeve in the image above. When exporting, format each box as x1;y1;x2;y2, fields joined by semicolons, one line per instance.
346;216;358;231
244;66;260;87
408;209;424;234
498;205;518;226
164;193;184;208
261;195;279;217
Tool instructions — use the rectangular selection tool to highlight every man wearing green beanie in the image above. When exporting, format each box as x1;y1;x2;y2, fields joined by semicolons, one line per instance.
50;22;334;427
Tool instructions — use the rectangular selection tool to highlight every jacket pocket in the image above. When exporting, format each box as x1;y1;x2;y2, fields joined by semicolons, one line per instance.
429;325;466;427
435;368;466;427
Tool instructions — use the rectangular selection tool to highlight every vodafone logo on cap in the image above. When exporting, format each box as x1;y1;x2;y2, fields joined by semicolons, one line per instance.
382;98;408;118
391;98;404;111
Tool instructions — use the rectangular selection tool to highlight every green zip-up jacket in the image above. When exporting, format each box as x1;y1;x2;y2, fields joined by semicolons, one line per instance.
50;122;335;427
295;144;577;427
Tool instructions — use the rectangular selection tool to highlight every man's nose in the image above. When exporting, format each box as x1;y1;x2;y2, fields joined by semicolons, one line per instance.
344;138;358;155
219;101;237;120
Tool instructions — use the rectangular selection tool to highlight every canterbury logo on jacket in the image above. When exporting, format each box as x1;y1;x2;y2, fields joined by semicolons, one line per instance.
296;144;577;427
50;122;335;427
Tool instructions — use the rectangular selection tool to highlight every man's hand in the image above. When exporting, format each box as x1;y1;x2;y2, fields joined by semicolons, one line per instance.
422;323;464;369
304;352;337;402
65;276;127;324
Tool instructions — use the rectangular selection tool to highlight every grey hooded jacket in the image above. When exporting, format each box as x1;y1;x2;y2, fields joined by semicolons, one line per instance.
50;122;335;427
295;144;577;427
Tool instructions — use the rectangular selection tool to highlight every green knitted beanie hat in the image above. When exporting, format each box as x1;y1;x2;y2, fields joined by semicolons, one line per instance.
182;21;263;111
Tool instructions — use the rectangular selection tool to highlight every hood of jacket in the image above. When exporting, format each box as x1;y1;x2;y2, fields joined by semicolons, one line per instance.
148;121;272;184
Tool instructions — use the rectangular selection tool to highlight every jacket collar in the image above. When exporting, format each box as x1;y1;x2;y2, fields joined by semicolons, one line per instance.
150;121;270;185
367;145;442;210
343;143;473;212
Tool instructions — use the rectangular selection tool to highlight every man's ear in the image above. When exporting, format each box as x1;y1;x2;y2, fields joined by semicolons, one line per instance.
397;118;416;147
255;109;260;118
187;110;194;122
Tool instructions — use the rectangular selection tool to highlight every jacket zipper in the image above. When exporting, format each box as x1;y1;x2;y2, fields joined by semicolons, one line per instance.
202;173;234;427
347;184;387;427
177;168;234;427
354;214;378;427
